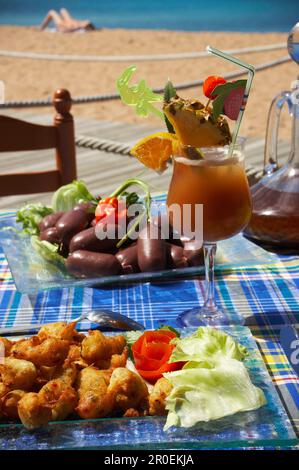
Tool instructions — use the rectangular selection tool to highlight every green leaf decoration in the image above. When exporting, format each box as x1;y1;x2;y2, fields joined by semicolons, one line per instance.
164;79;177;103
212;93;227;121
231;79;247;89
212;82;234;99
213;79;247;98
116;65;163;119
163;79;177;133
158;324;181;337
211;79;247;120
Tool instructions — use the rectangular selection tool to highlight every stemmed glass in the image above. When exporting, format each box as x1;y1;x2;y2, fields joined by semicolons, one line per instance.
167;138;251;326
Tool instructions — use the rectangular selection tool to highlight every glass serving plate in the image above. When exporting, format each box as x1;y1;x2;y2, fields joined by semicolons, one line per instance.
0;215;278;295
0;326;297;450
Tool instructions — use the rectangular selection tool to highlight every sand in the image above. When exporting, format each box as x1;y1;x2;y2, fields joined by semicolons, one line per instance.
0;26;296;139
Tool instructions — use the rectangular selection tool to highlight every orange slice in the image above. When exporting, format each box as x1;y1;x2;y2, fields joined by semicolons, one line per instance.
130;132;178;172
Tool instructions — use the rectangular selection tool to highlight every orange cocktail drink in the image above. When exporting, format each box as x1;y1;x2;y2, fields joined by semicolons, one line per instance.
117;53;255;326
167;145;252;243
167;140;252;326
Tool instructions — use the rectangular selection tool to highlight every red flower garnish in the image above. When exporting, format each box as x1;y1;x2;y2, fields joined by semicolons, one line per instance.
95;196;126;225
132;330;184;383
203;76;226;100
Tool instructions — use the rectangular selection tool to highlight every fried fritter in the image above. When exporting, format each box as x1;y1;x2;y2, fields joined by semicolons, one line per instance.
0;337;14;356
0;382;9;399
53;364;78;386
18;392;52;430
149;377;173;416
81;330;126;366
107;367;149;413
1;321;169;429
110;346;129;369
1;390;26;419
11;336;70;367
36;365;56;388
36;363;78;388
39;379;78;421
64;344;88;369
75;366;114;419
123;408;147;417
38;321;78;342
96;346;129;370
0;357;37;391
106;335;126;356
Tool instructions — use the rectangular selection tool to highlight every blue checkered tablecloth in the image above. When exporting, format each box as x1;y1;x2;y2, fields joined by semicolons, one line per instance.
0;209;298;448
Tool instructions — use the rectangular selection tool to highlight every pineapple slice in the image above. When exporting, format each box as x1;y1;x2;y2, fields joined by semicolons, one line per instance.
163;95;231;147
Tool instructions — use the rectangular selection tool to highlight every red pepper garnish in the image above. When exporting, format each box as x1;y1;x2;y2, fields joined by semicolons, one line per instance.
95;196;126;225
132;330;185;383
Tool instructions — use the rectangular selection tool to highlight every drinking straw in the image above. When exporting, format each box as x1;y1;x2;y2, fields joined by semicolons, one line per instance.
206;46;255;156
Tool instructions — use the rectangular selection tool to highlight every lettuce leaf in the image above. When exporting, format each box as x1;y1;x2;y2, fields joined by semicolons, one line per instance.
124;330;143;360
170;327;247;364
158;325;180;337
164;359;266;430
51;180;96;212
124;330;143;348
16;203;53;235
162;327;265;430
31;236;65;266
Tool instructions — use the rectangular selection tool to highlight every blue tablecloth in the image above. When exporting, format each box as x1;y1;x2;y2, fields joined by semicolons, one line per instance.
0;209;298;448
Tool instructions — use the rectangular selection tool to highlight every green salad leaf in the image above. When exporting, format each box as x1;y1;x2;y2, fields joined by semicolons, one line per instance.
124;330;143;360
31;236;65;266
162;327;265;431
124;330;143;347
158;325;180;337
169;327;247;363
51;180;96;212
16;203;53;235
164;358;266;430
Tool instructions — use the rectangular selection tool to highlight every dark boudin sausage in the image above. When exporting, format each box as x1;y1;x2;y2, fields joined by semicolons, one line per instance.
166;243;188;269
38;212;64;233
137;224;167;272
69;226;118;253
115;244;139;274
55;210;89;245
66;250;122;278
73;202;95;223
39;227;60;245
152;214;182;246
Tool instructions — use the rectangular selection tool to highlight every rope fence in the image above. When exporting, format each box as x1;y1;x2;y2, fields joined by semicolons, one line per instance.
0;42;285;62
75;134;131;155
75;134;263;186
0;55;291;109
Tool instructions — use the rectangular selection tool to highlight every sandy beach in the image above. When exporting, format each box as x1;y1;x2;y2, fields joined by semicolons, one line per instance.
0;26;296;139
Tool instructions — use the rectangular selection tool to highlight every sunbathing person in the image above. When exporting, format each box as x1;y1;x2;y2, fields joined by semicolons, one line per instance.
40;8;96;33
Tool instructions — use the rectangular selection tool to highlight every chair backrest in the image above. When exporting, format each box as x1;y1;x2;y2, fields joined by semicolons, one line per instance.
0;89;77;196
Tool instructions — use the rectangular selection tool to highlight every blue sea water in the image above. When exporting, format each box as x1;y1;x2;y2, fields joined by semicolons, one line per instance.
0;0;298;32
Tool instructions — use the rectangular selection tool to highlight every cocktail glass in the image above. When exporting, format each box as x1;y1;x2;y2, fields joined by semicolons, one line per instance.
167;138;251;326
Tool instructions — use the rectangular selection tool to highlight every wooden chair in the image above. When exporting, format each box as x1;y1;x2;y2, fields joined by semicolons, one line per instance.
0;89;77;196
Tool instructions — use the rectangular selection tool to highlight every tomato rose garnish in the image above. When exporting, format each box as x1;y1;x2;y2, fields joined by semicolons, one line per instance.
203;75;226;100
132;329;184;383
